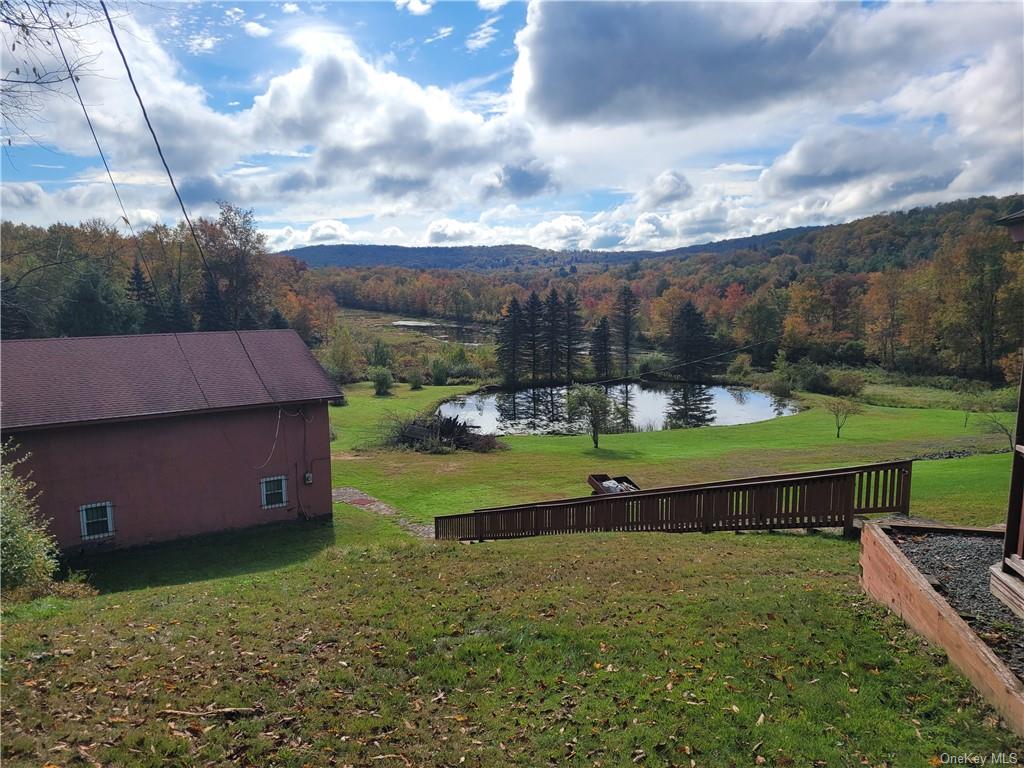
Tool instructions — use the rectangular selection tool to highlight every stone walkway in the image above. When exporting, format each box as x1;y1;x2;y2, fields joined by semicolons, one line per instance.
332;486;434;540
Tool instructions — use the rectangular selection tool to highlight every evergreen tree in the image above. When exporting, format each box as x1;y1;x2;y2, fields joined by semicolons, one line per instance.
541;288;564;383
198;272;229;331
523;291;544;385
237;307;260;330
496;297;525;387
126;257;164;333
563;291;584;383
591;316;613;380
268;308;289;329
55;265;133;337
613;285;639;377
164;283;193;332
667;300;717;380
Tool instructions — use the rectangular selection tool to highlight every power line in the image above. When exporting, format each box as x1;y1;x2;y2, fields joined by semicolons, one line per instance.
44;3;168;316
99;1;280;403
98;0;215;285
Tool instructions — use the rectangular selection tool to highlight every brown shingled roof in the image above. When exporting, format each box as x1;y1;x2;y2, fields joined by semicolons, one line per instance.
1;330;340;431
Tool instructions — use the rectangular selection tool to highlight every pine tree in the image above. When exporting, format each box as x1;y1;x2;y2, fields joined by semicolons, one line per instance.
237;307;260;330
591;316;613;380
542;288;564;383
667;300;717;380
563;290;584;383
613;285;639;377
164;283;193;332
496;297;525;387
198;272;229;331
268;308;289;329
523;291;544;385
126;257;163;333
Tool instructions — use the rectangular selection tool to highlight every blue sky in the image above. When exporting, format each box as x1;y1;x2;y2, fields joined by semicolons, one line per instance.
2;1;1021;251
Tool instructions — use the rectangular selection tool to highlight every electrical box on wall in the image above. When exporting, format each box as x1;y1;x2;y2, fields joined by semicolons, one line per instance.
304;472;313;486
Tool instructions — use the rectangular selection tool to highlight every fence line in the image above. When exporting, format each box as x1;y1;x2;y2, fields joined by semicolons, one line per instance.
434;460;912;541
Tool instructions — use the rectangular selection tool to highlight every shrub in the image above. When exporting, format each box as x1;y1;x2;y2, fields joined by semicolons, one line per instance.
366;338;393;369
726;353;753;380
408;369;424;390
637;352;671;376
837;341;867;367
368;366;393;396
447;361;483;382
765;375;793;398
1;444;58;591
382;413;503;453
829;371;866;397
430;358;449;386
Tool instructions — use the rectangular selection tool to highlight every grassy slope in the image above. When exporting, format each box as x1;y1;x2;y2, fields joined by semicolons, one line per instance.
332;384;1009;526
2;506;1017;766
3;383;1017;765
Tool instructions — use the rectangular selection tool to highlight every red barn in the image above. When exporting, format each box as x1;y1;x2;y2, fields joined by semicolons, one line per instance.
0;330;340;552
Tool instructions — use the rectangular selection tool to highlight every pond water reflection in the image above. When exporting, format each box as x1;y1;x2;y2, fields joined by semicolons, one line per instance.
437;383;796;435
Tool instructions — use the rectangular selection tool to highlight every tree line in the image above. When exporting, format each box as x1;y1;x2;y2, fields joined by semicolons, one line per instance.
496;284;718;388
2;194;1021;383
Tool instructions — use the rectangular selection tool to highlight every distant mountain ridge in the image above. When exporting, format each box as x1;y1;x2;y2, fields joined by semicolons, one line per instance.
280;196;1022;272
279;227;820;271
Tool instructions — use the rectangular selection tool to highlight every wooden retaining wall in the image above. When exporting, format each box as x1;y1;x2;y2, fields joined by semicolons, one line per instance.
860;522;1024;736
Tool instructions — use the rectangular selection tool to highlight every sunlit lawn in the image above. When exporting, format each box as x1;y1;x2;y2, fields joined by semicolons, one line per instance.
2;381;1016;766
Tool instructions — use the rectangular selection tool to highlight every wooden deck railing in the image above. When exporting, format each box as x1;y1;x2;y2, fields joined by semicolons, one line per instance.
434;460;912;541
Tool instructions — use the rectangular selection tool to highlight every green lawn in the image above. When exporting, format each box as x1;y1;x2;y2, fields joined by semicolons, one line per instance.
332;383;1009;526
2;383;1017;765
2;505;1017;766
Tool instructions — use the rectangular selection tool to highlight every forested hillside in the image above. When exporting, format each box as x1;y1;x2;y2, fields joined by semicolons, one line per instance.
2;194;1021;382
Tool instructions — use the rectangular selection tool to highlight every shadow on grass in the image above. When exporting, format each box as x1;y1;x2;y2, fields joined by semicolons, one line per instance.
582;446;643;460
67;517;336;594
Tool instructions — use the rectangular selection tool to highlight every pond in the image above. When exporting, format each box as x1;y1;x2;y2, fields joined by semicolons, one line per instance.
391;319;493;345
437;383;797;436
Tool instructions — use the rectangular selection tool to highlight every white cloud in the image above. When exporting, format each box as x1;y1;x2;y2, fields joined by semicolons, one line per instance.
282;2;300;13
466;16;500;52
424;26;454;44
395;0;434;16
243;21;272;38
478;0;508;9
186;34;221;55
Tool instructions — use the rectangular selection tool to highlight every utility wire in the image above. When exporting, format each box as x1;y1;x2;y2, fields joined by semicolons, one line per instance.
98;0;215;284
99;1;279;403
45;3;168;317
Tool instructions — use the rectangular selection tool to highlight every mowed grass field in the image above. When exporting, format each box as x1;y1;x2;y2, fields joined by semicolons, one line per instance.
2;382;1018;766
330;382;1010;527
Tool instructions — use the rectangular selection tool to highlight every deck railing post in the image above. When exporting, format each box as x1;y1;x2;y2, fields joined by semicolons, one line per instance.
842;474;856;539
899;462;913;517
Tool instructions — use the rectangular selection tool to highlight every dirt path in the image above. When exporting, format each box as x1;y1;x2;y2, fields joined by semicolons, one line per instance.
332;486;434;540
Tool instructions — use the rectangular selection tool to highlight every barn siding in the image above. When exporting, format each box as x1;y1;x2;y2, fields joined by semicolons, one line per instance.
8;403;333;552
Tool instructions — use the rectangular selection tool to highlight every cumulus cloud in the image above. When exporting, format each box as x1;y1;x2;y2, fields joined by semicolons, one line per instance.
426;218;482;244
282;2;300;13
395;0;434;16
511;2;1021;126
637;170;693;210
243;21;272;38
479;158;556;199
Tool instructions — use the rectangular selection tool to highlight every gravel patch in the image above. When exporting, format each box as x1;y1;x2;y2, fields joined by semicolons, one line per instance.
333;486;434;539
893;531;1024;680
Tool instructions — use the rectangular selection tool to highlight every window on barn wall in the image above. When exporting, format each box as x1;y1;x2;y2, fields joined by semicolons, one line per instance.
261;476;288;509
80;502;114;540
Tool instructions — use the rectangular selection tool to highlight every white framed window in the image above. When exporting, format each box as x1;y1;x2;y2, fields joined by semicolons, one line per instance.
260;475;288;509
80;502;114;540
